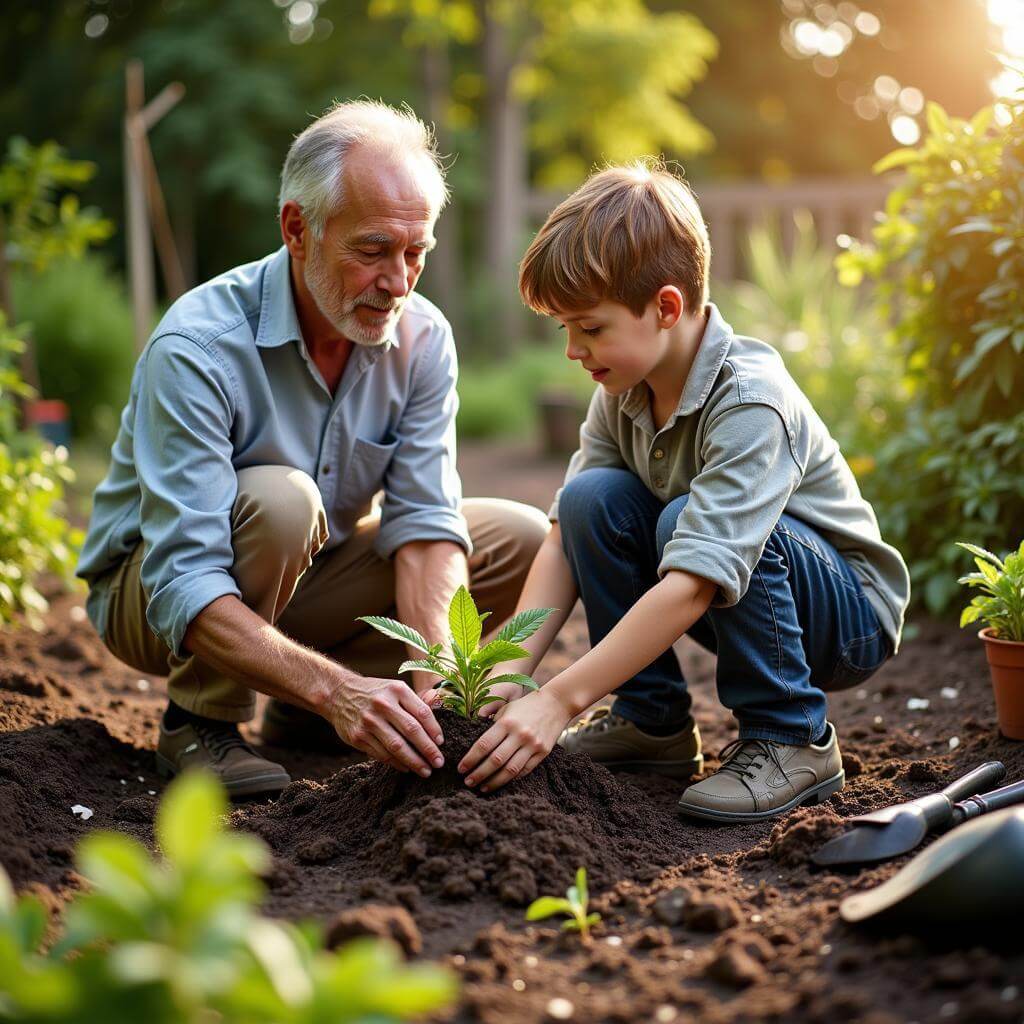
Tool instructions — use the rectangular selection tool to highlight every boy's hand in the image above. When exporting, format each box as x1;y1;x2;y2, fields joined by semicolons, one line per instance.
458;689;572;792
476;682;528;719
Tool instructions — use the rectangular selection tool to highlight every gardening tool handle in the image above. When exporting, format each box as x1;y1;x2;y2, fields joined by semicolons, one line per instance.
952;779;1024;825
939;761;1006;802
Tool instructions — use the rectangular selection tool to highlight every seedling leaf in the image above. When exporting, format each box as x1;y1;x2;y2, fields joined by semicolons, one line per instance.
525;897;574;920
357;615;432;654
356;591;554;718
449;585;483;654
475;640;532;670
484;672;540;691
496;608;557;645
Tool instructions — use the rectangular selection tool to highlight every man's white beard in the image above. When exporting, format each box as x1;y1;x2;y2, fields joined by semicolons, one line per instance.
304;240;402;347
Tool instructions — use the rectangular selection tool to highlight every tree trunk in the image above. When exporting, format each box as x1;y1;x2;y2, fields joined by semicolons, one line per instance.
419;40;465;344
481;0;526;347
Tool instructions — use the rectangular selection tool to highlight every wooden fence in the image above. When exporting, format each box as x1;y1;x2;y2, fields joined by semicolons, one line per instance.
527;177;891;283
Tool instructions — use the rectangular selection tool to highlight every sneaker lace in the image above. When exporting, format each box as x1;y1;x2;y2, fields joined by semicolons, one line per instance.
194;721;253;762
715;738;785;781
565;706;621;735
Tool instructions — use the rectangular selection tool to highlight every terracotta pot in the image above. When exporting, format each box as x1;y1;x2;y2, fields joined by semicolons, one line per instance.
537;389;585;456
979;627;1024;741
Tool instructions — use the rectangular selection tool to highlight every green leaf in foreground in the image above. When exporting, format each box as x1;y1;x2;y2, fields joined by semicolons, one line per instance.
0;772;457;1022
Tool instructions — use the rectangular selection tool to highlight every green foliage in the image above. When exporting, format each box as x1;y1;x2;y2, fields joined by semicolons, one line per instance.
525;867;600;941
457;344;593;439
0;314;82;629
524;1;717;186
0;137;112;272
0;772;457;1023
358;586;554;717
0;136;111;627
716;211;907;468
837;97;1024;614
956;540;1024;643
12;255;135;442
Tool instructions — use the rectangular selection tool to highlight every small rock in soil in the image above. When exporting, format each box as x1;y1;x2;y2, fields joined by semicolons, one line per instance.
651;886;693;926
325;903;421;958
684;894;741;932
705;946;765;988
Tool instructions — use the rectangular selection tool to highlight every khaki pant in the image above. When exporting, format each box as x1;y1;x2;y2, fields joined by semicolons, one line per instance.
101;465;550;722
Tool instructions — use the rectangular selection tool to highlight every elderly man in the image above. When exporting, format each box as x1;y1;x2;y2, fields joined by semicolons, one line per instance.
76;100;549;797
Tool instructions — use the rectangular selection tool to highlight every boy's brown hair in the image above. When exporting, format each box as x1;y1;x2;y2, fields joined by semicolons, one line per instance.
518;159;710;318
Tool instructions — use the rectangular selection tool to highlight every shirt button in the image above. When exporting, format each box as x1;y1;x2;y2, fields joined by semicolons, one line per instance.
654;476;665;488
322;465;332;475
653;448;665;460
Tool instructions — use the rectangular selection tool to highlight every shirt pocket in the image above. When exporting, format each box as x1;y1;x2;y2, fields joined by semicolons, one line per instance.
346;436;400;507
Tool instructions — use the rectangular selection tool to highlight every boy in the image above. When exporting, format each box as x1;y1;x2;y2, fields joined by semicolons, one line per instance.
456;160;911;821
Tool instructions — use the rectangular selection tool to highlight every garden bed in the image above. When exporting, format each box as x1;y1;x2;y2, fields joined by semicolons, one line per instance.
2;442;1023;1023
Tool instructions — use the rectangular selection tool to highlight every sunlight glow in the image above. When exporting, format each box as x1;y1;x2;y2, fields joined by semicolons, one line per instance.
890;114;921;145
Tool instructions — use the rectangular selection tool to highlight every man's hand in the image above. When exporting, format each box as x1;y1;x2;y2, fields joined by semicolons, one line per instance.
326;674;446;777
458;688;572;792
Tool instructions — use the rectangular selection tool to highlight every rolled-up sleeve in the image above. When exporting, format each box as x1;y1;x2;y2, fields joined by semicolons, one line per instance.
658;403;802;606
548;389;625;521
374;321;471;559
134;334;241;657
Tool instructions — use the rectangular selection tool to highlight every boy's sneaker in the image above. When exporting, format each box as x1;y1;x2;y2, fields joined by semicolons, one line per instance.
156;716;291;799
260;697;349;751
557;705;703;779
677;722;844;823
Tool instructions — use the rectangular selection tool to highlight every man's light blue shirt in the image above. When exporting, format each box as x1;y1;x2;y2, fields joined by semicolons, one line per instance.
77;246;470;658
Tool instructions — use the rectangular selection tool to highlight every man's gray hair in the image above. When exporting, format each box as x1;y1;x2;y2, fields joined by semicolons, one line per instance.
278;99;449;237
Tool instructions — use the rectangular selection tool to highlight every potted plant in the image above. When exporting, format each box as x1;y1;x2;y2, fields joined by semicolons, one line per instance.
956;540;1024;740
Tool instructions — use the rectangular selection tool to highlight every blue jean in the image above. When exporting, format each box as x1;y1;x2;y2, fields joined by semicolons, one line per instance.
558;468;893;745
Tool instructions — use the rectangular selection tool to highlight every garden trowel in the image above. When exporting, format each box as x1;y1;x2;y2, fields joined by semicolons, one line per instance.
811;760;1006;867
839;806;1024;928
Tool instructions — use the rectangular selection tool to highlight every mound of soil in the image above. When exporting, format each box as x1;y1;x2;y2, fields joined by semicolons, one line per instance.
245;712;693;909
4;445;1024;1022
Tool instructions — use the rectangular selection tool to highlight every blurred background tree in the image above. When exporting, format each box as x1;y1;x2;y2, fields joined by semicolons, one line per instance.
1;0;1019;617
1;0;1002;334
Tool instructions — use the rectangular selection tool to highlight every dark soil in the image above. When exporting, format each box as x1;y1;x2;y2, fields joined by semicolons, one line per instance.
2;440;1023;1023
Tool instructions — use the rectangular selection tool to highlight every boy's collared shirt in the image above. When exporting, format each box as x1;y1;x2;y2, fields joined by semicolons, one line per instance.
549;302;911;653
77;246;469;659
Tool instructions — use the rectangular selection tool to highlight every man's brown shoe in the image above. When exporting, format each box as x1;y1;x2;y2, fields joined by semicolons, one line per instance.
260;698;348;752
558;705;703;779
677;723;844;823
156;718;291;799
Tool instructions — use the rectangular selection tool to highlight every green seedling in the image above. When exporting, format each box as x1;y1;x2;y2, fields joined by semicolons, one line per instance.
525;867;601;942
358;585;555;718
956;540;1024;642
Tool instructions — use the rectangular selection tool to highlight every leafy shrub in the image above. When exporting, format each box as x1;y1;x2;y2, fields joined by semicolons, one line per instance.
956;540;1024;643
0;137;112;627
0;772;456;1023
837;94;1024;613
0;315;82;628
359;585;554;718
716;211;907;469
457;344;594;440
12;255;135;443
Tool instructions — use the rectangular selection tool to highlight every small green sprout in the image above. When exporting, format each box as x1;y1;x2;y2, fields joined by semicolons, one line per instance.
525;867;601;942
357;585;555;718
